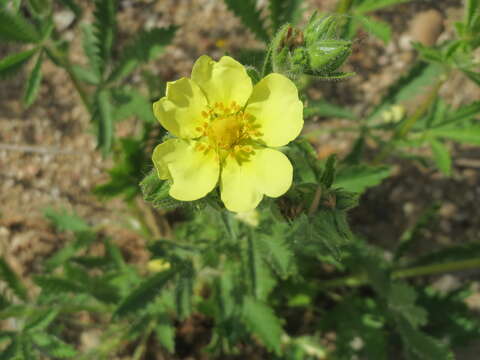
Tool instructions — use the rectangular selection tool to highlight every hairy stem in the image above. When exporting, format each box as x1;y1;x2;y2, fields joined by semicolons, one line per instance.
320;257;480;289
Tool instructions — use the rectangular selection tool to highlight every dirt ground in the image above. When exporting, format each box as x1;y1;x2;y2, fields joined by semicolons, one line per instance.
0;0;479;358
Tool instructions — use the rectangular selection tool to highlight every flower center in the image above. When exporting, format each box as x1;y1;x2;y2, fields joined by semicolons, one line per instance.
195;101;263;161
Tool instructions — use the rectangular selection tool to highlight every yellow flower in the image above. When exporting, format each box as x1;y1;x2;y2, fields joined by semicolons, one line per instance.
147;259;171;273
152;55;304;212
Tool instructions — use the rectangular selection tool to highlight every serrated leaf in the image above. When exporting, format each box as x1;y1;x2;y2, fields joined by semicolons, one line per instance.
258;227;293;277
24;309;59;332
96;89;114;154
111;88;155;123
81;24;101;77
388;283;428;328
320;154;337;189
108;26;177;83
155;314;175;353
432;101;480;128
223;0;270;42
45;231;96;271
242;296;283;355
396;316;454;360
92;0;117;73
0;258;28;301
33;276;84;294
31;333;77;358
70;64;100;85
358;15;391;43
247;236;277;301
140;170;184;210
354;0;411;14
175;265;193;320
0;10;40;43
304;100;356;120
429;139;451;175
22;50;43;108
429;126;480;145
269;0;302;32
114;270;175;318
43;208;90;233
334;165;391;193
0;48;37;79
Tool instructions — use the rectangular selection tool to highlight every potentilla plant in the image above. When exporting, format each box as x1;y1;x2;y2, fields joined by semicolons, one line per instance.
2;0;480;359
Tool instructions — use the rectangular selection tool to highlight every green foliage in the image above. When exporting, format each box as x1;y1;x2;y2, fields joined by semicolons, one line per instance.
92;0;117;74
0;9;40;43
304;100;356;120
357;15;391;43
30;333;77;358
0;48;38;79
96;89;114;154
22;50;43;107
334;165;391;193
242;296;283;355
223;0;270;42
0;258;28;301
114;270;175;318
109;26;177;83
269;0;302;33
354;0;412;14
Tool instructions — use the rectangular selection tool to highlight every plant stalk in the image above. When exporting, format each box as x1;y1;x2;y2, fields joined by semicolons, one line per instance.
320;257;480;290
336;0;354;14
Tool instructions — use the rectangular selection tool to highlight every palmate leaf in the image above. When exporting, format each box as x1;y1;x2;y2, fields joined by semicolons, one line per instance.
268;0;302;33
223;0;270;42
22;50;43;108
114;269;175;318
0;258;28;301
0;10;40;43
92;0;117;74
0;48;37;79
108;26;177;83
242;296;283;355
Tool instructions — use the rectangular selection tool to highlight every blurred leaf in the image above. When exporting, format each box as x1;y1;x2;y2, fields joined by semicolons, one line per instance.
258;225;294;278
0;48;37;79
140;170;185;210
269;0;302;32
44;208;90;233
45;231;96;271
429;126;480;145
155;314;175;353
96;89;114;154
223;0;270;42
334;165;391;193
175;264;194;320
114;270;175;318
93;0;117;74
431;101;480;129
429;139;451;175
466;0;479;27
242;296;283;355
395;316;454;360
0;337;19;360
24;309;59;332
358;15;391;43
109;26;177;83
304;100;356;119
388;283;428;328
354;0;411;14
368;62;442;122
81;24;102;77
33;276;84;294
71;64;100;85
31;333;77;358
247;236;277;301
0;10;40;43
22;50;43;108
0;258;28;301
111;88;155;123
320;154;337;189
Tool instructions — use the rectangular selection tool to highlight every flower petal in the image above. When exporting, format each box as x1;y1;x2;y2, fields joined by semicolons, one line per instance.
191;55;252;107
245;73;303;147
152;139;219;201
220;148;293;212
153;77;208;139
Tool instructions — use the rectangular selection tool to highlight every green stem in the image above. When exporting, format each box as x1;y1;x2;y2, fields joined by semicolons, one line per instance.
261;44;273;78
133;321;155;360
336;0;354;14
45;43;92;113
320;257;480;290
372;75;447;165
